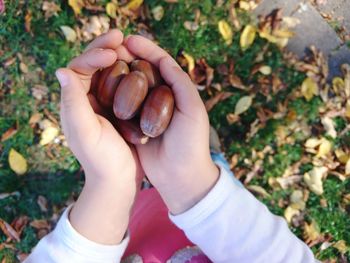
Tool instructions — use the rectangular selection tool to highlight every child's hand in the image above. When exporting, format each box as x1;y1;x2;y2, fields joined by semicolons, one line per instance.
56;30;142;244
124;36;220;214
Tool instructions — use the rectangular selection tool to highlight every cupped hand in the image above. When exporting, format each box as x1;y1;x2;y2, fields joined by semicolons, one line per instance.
124;36;220;214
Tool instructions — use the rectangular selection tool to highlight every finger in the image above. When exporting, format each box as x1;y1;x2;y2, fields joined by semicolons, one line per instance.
115;45;135;63
125;35;175;67
85;29;123;51
56;68;100;141
159;57;204;115
68;48;117;77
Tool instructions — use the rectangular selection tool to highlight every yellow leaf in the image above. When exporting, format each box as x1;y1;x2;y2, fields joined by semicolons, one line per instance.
246;185;271;198
284;206;300;224
334;149;349;164
332;76;344;92
290;190;305;210
8;149;28;175
106;2;118;18
321;116;337;139
273;29;295;38
259;30;278;43
60;26;77;42
182;52;195;73
316;138;332;158
301;77;318;101
151;5;164;21
346;159;350;176
346;100;350;119
304;138;322;149
68;0;84;16
218;20;233;45
240;25;256;50
239;0;250;10
304;166;327;195
333;240;349;254
303;220;321;242
40;126;59;146
258;65;272;75
234;96;253;115
126;0;143;10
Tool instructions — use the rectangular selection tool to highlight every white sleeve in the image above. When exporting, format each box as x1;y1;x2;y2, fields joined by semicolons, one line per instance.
24;206;129;263
169;165;317;263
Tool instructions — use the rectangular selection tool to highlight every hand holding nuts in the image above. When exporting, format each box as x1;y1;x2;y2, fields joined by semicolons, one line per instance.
96;59;175;144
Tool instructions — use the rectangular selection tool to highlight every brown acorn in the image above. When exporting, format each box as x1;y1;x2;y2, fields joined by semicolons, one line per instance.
130;60;162;88
140;85;175;138
97;61;129;108
113;71;148;120
115;119;149;145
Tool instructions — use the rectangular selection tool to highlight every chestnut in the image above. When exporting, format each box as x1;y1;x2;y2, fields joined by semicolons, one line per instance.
97;61;129;108
130;60;162;88
113;71;148;120
115;119;149;145
140;85;175;138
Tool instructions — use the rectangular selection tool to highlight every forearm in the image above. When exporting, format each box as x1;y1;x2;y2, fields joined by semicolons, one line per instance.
70;175;136;245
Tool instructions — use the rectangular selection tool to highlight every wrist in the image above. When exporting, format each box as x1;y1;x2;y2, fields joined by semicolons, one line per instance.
160;160;220;215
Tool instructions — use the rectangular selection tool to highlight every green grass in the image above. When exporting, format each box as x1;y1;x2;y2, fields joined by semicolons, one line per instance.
0;0;349;261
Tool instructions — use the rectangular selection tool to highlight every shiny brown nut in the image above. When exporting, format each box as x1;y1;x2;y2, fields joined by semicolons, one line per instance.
113;71;148;120
130;60;162;88
140;85;175;138
115;119;149;145
97;61;129;108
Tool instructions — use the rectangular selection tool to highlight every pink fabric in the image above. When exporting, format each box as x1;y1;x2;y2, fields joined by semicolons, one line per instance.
123;188;193;262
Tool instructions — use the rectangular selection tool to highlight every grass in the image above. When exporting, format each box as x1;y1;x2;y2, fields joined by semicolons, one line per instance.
0;0;349;262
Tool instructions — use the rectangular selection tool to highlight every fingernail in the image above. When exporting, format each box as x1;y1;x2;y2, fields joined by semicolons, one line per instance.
55;70;69;87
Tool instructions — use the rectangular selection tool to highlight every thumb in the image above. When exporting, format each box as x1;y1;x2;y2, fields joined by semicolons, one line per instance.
56;68;100;142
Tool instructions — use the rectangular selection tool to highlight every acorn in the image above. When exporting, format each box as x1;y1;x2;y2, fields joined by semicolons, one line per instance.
115;119;149;145
140;85;175;138
130;60;162;88
97;61;129;108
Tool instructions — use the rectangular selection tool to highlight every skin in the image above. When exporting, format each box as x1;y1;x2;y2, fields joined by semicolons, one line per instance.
55;30;219;245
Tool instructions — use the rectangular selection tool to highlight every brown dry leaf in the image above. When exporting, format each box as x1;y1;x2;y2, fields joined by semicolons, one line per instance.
234;96;253;115
247;185;271;198
106;2;118;19
1;126;17;142
80;16;110;41
8;149;28;175
346;100;350;119
60;26;77;42
11;216;29;236
218;20;233;45
0;218;20;242
25;11;32;33
226;113;240;125
31;84;48;100
151;6;164;21
303;220;322;244
303;166;327;195
301;77;318;101
126;0;143;10
68;0;84;16
37;196;48;212
42;1;61;20
240;25;256;50
205;92;233;112
30;219;50;230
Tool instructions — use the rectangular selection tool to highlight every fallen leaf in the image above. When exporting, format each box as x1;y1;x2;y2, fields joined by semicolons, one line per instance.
240;25;256;50
42;1;61;20
183;21;199;31
234;96;253;115
106;2;118;18
333;240;348;254
40;126;59;146
316;138;332;158
332;76;344;93
25;11;32;33
1;127;17;142
126;0;143;10
346;100;350;119
284;206;300;224
301;77;318;101
335;149;349;164
80;16;110;41
303;220;322;243
247;185;271;198
305;138;322;149
205;92;233;112
0;0;5;14
290;190;305;210
11;216;29;235
60;26;77;42
239;0;250;10
37;196;48;212
8;149;28;175
346;159;350;175
31;85;48;100
30;219;50;230
218;20;233;45
321;116;337;139
0;218;20;242
258;65;272;75
68;0;84;15
304;166;327;195
20;62;28;74
182;52;195;73
151;6;164;21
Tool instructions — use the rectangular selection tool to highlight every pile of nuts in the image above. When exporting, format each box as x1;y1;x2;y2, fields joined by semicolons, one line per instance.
96;59;175;145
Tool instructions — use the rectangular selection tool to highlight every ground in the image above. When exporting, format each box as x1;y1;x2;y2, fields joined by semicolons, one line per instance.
0;0;349;262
